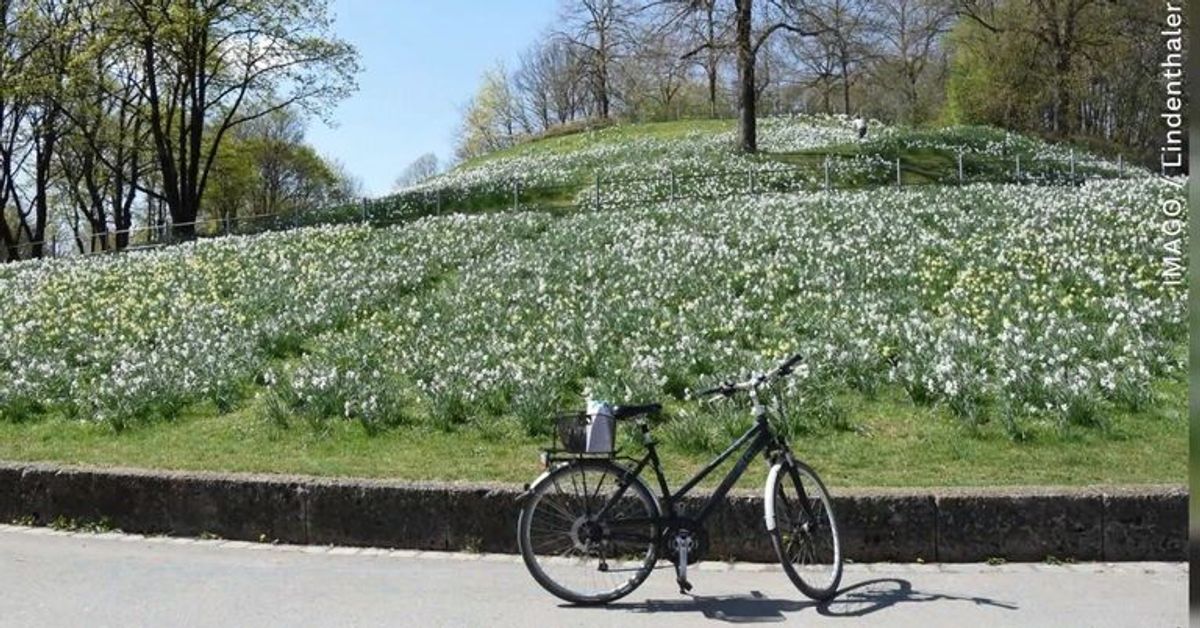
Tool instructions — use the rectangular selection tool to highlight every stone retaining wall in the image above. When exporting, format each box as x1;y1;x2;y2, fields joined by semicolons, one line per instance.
0;462;1184;562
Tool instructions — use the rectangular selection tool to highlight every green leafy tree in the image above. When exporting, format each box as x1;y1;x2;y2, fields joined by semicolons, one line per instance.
455;65;520;161
57;0;151;253
0;0;82;261
122;0;359;240
204;106;350;230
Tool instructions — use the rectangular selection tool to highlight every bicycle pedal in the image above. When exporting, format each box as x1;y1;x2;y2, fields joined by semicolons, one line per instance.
677;578;693;594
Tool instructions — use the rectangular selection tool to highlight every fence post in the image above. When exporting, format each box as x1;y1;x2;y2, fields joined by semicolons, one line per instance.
1014;155;1021;182
594;173;601;211
437;189;442;213
957;151;964;183
1117;154;1124;177
895;157;901;186
50;234;56;258
361;197;368;222
513;179;520;210
669;171;676;202
1069;150;1075;179
748;170;756;195
824;155;831;190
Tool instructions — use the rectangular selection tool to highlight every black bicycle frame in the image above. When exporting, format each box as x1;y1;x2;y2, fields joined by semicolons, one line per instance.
595;416;778;528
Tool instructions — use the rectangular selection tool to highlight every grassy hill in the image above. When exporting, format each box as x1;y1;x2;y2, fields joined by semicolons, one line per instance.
0;117;1183;487
337;114;1135;223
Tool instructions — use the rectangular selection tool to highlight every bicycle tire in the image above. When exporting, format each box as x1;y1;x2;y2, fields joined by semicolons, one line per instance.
517;459;661;605
765;459;843;600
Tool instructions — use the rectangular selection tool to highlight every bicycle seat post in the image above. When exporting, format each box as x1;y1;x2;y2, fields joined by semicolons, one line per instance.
637;418;655;446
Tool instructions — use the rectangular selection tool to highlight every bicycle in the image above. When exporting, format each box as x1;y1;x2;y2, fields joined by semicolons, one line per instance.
516;353;843;605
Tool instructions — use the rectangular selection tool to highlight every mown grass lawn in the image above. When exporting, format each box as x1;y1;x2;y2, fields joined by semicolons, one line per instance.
0;380;1183;488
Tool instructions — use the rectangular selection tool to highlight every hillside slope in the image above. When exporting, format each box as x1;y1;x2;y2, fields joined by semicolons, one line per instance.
1;178;1183;433
355;115;1135;221
0;120;1184;488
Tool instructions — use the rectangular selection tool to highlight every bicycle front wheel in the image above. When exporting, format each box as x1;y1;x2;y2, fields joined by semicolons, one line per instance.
765;459;843;600
517;460;661;605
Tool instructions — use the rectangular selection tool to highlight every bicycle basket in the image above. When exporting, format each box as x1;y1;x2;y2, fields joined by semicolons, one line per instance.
555;413;589;452
555;408;615;454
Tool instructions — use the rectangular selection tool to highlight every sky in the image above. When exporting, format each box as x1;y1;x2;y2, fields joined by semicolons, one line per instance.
306;1;559;197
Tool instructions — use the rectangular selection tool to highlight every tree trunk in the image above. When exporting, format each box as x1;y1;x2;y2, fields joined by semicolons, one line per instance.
735;0;756;153
170;195;198;241
597;72;610;119
0;226;16;263
1054;52;1072;137
706;2;718;118
707;65;718;118
841;61;851;114
30;130;55;260
596;26;610;119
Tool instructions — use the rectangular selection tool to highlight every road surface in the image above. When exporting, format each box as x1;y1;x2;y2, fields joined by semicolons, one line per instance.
0;524;1186;627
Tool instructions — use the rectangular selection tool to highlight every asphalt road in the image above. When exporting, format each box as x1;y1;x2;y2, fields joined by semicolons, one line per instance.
0;525;1187;627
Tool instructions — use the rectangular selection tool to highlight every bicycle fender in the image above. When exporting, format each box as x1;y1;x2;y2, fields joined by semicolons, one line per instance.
763;462;784;532
516;466;559;505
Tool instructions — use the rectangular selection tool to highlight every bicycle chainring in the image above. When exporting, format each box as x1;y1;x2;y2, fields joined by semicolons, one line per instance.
663;520;709;566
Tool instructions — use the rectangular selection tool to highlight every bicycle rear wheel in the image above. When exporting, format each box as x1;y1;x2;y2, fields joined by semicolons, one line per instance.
765;459;843;600
517;460;660;605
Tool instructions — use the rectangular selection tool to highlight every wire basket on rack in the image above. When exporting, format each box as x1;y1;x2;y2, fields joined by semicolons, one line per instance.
555;412;590;453
554;411;615;454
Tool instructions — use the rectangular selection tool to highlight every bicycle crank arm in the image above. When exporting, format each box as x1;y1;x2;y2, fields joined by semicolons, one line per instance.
675;544;693;593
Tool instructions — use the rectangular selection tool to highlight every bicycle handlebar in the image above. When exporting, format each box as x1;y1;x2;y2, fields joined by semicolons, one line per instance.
693;352;804;400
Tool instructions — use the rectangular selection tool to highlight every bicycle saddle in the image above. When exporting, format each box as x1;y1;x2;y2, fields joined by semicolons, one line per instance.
613;403;662;419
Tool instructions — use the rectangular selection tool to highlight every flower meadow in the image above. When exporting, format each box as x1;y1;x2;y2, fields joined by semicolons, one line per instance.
347;115;1137;226
1;175;1182;442
0;214;544;426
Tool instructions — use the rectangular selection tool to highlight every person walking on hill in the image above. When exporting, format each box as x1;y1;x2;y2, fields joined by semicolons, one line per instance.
854;115;868;140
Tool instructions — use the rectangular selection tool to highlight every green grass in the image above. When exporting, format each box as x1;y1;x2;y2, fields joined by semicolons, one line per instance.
461;118;737;168
0;380;1183;488
457;118;1091;201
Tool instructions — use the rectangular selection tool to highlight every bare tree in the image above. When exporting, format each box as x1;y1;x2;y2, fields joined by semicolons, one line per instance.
515;41;556;132
556;0;635;120
785;20;840;112
676;0;732;118
515;38;597;132
620;24;693;119
547;39;591;124
393;153;439;190
804;0;874;115
871;0;954;122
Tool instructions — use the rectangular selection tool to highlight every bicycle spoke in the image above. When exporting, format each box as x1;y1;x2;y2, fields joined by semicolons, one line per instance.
589;469;608;507
770;463;842;599
579;466;590;515
521;462;658;603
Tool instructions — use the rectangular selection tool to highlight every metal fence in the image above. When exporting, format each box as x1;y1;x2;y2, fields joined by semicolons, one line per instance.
5;150;1143;262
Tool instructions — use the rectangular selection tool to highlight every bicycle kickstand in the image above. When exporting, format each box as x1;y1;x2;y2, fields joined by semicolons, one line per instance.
675;541;693;594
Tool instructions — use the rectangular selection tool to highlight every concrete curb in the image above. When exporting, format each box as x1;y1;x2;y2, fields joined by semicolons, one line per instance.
0;462;1184;562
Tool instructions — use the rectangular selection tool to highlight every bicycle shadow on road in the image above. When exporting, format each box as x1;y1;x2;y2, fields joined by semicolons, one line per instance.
592;578;1018;624
816;578;1019;619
